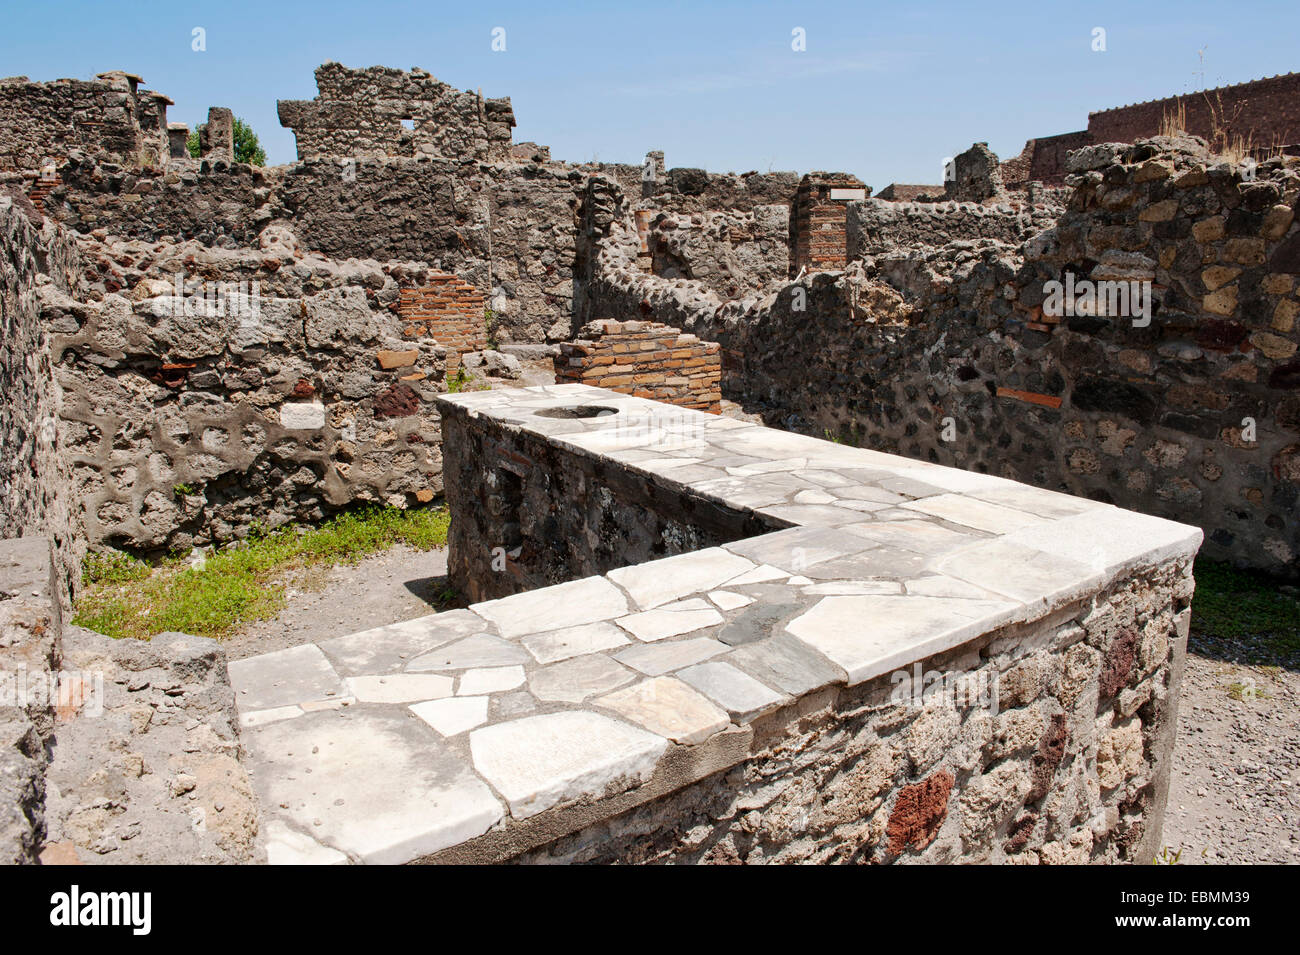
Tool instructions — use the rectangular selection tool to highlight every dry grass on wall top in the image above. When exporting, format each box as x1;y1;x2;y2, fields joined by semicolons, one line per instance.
73;505;450;642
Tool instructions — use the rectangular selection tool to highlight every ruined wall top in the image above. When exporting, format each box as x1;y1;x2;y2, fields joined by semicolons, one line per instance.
0;71;171;171
1087;71;1300;150
944;143;1005;202
277;62;516;162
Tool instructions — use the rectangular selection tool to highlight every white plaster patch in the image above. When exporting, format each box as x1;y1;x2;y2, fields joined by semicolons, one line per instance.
279;402;326;430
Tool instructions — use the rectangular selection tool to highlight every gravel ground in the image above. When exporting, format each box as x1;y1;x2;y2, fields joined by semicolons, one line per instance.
1161;636;1300;865
223;544;1299;864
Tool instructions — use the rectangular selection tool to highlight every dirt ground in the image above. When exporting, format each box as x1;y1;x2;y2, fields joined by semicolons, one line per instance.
220;544;451;662
223;544;1299;864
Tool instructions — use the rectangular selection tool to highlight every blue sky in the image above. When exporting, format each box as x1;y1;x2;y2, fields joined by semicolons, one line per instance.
2;0;1296;187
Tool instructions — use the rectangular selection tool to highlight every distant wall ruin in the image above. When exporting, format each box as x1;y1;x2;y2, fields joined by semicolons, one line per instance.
1089;72;1300;153
0;71;171;172
277;63;516;162
1005;72;1300;186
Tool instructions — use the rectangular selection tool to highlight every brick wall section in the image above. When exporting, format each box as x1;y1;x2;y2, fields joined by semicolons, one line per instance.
790;173;868;276
398;275;486;373
1002;131;1093;186
1088;72;1300;152
1004;73;1300;187
26;173;61;214
555;320;722;413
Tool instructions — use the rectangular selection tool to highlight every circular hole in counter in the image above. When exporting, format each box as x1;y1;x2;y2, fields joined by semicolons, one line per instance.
532;405;620;419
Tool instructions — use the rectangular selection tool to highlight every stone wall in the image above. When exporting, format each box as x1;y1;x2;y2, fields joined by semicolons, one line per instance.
877;183;943;201
38;231;450;552
633;158;799;215
0;199;83;601
0;71;170;172
278;63;516;162
579;137;1300;578
440;392;771;602
513;560;1190;864
50;151;274;244
48;154;585;344
944;143;1005;202
646;206;790;298
555;320;722;413
846;196;1061;258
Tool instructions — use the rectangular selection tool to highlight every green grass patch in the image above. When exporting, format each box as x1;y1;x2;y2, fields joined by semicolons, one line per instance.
1190;558;1300;660
446;367;473;393
73;505;450;642
446;367;492;394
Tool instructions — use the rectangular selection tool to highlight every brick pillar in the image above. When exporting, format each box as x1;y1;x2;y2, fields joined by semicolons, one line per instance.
789;172;868;277
634;210;654;272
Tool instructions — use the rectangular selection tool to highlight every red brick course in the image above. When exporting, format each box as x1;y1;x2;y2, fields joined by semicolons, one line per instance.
555;320;722;413
397;274;486;374
1004;72;1300;186
1088;72;1300;153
